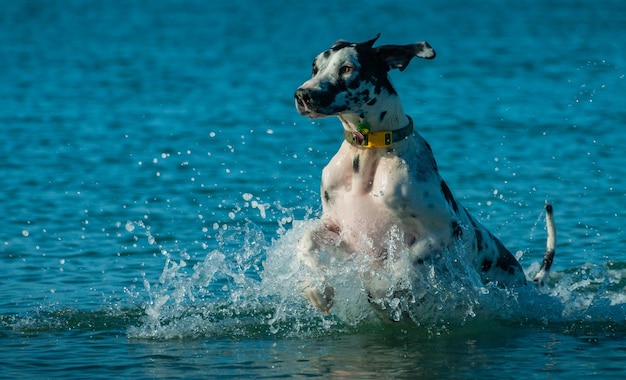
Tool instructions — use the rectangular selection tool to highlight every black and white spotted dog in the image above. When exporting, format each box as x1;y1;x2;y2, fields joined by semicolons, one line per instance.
293;34;555;315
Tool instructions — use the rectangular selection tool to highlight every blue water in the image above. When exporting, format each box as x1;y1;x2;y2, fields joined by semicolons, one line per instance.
1;0;625;378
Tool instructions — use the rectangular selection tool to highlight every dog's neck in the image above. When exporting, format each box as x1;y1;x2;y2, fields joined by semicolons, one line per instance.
337;91;414;149
337;91;409;133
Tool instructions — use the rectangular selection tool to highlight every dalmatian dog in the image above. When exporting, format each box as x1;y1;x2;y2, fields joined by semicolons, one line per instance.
293;34;556;315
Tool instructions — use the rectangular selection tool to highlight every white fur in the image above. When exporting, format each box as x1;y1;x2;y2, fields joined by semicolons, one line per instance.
293;37;548;315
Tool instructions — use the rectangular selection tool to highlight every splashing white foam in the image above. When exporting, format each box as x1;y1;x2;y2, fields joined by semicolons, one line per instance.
127;212;626;340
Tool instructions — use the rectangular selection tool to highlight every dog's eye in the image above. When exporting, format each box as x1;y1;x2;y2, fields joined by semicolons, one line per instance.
339;65;353;75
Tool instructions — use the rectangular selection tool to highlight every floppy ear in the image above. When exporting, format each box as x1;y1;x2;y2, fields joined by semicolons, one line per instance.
374;42;436;71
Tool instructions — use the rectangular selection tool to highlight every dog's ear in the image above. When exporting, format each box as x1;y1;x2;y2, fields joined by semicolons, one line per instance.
361;33;381;48
331;39;352;50
374;42;436;71
333;33;381;50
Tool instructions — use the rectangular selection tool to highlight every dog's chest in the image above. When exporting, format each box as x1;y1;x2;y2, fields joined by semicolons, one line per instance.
320;144;413;253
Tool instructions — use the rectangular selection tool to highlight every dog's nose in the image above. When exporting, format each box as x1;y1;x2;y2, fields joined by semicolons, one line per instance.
294;88;311;107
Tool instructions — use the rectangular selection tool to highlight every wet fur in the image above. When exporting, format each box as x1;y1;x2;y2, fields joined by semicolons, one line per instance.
293;34;555;314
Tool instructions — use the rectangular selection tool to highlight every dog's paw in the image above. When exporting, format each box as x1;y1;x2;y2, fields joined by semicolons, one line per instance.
304;285;335;315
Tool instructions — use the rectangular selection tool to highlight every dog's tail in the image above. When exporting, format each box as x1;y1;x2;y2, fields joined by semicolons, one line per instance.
533;202;556;285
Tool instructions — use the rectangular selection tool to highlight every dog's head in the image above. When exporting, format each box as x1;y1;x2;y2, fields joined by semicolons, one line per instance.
294;33;435;119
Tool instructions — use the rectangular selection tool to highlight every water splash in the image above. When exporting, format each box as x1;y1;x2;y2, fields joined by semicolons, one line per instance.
127;206;626;340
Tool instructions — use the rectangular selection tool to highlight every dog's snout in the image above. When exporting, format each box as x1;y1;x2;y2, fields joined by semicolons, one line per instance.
294;88;311;106
295;88;316;115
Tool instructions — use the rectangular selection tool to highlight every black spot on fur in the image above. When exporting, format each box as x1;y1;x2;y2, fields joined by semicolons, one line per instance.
440;181;459;213
379;111;387;121
475;229;484;252
452;221;463;239
324;190;331;204
481;259;493;272
491;235;522;275
367;97;377;106
496;254;518;275
302;81;348;112
352;44;397;95
348;80;361;90
331;41;352;51
353;154;360;173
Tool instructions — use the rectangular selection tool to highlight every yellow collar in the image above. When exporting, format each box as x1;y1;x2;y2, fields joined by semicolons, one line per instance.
343;116;414;148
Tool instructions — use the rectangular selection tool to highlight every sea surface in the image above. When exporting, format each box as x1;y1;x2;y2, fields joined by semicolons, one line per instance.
1;0;626;378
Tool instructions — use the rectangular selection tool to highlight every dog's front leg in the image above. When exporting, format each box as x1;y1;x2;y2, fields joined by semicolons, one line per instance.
296;222;342;314
304;282;335;315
